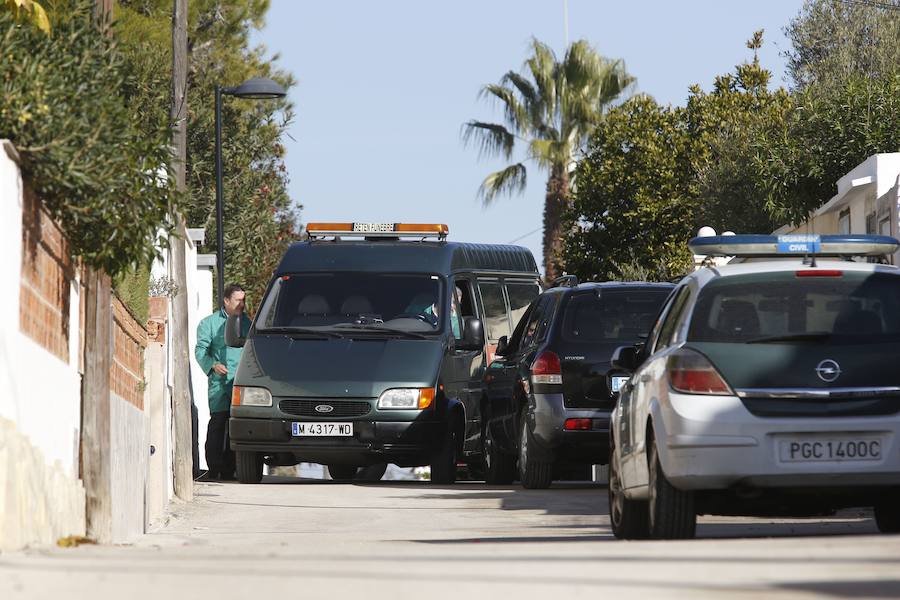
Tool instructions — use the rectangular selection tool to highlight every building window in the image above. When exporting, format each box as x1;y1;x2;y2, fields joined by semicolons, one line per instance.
866;212;877;234
880;217;892;237
838;209;851;235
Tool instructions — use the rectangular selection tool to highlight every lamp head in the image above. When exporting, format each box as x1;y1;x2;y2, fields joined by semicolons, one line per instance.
225;77;286;100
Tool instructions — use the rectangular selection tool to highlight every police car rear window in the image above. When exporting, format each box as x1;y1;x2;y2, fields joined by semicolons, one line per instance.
688;272;900;343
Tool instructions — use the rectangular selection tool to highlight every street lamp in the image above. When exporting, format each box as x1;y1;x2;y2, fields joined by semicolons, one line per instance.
215;77;287;306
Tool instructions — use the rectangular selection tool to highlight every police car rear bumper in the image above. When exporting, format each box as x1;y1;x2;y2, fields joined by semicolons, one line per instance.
652;392;900;490
530;392;610;463
229;417;445;467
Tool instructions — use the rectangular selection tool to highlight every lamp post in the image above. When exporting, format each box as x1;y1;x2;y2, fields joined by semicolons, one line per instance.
214;76;287;306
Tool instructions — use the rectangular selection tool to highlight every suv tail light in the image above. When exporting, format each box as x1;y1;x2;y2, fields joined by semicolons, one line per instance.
667;349;732;395
531;351;562;385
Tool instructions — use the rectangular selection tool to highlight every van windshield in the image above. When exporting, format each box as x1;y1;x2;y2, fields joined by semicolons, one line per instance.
688;271;900;344
255;273;445;334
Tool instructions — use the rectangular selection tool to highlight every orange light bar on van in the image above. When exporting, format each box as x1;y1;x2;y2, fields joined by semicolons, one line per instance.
305;222;449;240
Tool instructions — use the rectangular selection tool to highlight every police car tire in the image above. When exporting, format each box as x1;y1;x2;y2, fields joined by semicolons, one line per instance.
236;451;263;484
358;463;388;482
874;494;900;533
608;433;649;539
519;407;552;490
327;464;359;481
482;417;516;485
647;435;696;539
430;428;457;485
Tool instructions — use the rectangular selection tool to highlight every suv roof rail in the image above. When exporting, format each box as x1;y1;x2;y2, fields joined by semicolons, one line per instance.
553;274;579;288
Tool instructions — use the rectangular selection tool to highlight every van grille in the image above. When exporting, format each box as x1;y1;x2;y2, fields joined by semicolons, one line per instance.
279;399;371;418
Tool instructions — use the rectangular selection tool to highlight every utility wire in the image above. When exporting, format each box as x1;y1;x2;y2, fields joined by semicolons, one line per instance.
507;226;542;245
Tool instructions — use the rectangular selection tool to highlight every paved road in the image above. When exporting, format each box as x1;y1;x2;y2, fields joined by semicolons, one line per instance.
2;477;899;599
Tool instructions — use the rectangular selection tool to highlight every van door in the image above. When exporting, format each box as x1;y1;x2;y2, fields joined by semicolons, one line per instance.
447;277;487;456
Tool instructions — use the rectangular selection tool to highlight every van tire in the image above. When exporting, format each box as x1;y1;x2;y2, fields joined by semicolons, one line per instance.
647;434;696;539
482;419;515;485
874;491;900;533
327;464;358;481
236;451;264;484
608;432;649;539
518;407;553;489
358;463;388;482
430;427;457;485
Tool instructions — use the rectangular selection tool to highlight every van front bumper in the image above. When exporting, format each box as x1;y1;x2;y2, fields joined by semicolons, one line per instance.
229;417;445;467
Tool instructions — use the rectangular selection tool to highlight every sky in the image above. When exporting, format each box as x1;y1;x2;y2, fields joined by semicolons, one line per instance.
250;0;805;270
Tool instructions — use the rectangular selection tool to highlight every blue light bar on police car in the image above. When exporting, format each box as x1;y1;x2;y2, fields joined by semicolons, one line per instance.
688;234;900;257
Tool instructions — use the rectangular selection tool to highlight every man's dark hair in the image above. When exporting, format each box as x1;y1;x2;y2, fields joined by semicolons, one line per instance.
223;283;245;300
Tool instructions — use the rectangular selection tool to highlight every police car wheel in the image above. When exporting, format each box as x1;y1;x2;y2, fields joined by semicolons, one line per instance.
430;428;457;485
518;407;552;490
874;491;900;533
235;451;263;484
647;434;695;539
608;433;649;539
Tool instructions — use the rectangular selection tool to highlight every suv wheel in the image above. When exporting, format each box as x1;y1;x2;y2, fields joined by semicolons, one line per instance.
518;407;552;489
482;418;516;485
608;433;648;539
874;491;900;533
430;427;457;485
327;464;358;481
235;450;264;484
647;433;695;539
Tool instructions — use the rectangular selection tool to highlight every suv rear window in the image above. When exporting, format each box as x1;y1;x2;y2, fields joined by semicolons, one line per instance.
562;289;670;343
688;271;900;343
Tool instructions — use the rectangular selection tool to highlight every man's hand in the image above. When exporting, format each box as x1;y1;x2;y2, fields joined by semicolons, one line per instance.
212;363;228;377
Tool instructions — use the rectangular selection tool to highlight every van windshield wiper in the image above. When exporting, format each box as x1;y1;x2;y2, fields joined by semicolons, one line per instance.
746;332;832;344
256;326;344;339
331;324;428;340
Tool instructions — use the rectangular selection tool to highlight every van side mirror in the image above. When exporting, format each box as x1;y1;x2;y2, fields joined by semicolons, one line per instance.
224;313;246;348
495;335;509;356
611;345;638;372
457;317;484;351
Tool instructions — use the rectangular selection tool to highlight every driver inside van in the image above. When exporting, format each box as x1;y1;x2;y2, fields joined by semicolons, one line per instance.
404;287;462;337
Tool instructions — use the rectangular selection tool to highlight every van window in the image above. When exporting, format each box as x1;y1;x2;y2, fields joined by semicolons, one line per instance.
479;281;509;341
507;282;541;331
452;280;476;340
255;273;445;333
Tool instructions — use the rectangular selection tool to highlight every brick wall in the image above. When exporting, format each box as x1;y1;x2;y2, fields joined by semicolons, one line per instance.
19;187;73;363
111;296;148;410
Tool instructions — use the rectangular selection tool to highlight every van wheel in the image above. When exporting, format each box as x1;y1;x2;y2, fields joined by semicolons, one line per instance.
874;490;900;533
482;419;515;485
518;407;552;489
358;463;388;482
647;434;696;539
430;427;457;485
236;451;264;484
608;433;648;539
327;465;358;481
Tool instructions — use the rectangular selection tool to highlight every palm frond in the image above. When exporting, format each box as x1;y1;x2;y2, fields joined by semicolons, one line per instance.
525;38;558;122
500;71;544;129
478;84;530;133
460;120;516;160
479;163;527;204
527;139;558;170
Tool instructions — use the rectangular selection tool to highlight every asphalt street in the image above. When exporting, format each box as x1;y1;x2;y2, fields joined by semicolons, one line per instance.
1;477;899;599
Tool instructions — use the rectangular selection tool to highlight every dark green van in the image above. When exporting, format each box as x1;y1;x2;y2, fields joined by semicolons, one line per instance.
224;223;541;483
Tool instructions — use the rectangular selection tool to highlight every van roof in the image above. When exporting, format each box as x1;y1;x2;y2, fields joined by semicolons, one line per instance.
276;240;540;276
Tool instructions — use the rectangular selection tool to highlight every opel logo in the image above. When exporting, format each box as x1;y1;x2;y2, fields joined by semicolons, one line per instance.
815;359;841;383
315;404;334;413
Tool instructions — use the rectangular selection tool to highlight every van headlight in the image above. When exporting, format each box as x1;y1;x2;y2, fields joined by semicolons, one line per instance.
377;388;435;410
234;386;272;407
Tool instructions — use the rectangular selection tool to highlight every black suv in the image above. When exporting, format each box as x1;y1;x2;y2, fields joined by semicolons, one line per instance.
480;279;674;488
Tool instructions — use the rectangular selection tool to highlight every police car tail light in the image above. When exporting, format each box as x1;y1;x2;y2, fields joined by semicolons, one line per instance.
531;351;562;385
233;386;272;407
377;387;435;410
667;349;732;395
796;270;843;277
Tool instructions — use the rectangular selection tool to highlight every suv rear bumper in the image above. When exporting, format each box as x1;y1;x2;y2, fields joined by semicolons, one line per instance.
530;392;610;464
230;417;445;467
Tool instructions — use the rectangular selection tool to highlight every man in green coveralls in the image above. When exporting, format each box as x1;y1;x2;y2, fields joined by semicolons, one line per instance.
195;283;252;480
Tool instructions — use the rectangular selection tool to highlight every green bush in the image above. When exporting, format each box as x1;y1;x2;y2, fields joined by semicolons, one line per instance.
0;3;177;277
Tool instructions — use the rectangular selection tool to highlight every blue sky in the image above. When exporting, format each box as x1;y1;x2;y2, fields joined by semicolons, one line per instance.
251;0;804;269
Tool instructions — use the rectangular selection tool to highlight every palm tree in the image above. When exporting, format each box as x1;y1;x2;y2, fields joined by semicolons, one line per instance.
463;38;634;280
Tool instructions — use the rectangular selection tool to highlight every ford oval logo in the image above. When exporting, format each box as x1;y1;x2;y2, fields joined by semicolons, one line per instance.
815;359;841;383
315;404;334;414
